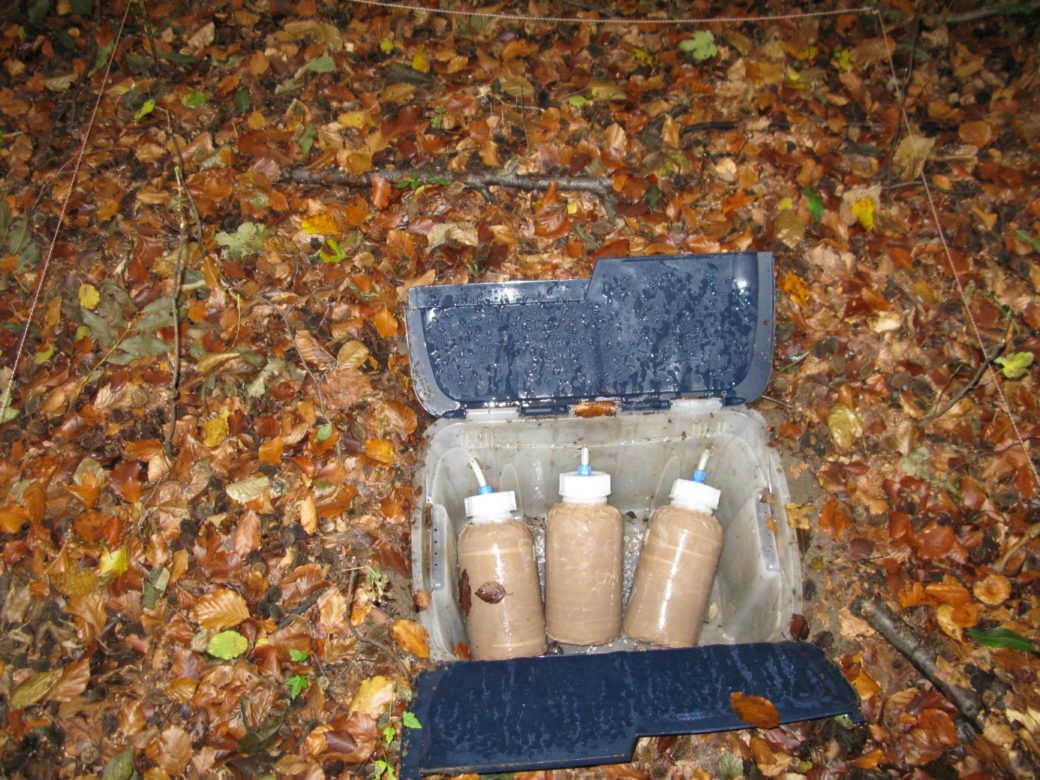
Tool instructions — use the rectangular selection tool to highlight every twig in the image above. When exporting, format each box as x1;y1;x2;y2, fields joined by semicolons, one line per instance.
853;597;984;727
852;597;1038;775
0;2;132;426
163;116;191;456
136;0;161;72
918;343;1004;425
939;0;1040;23
346;567;411;678
995;523;1040;573
264;299;344;462
284;167;617;218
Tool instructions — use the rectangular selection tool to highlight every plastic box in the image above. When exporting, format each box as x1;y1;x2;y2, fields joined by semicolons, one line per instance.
406;253;799;662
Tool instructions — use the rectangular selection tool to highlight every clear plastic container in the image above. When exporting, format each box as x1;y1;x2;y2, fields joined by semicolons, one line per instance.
412;400;799;661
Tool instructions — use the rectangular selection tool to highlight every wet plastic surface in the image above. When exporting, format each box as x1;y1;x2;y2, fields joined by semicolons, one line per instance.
406;253;774;416
400;642;862;778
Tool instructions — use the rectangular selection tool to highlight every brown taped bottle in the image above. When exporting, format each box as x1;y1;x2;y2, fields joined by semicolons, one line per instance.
545;448;624;645
623;451;723;648
457;462;546;660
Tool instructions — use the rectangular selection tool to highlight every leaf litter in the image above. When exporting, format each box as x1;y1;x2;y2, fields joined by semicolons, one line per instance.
0;2;1038;778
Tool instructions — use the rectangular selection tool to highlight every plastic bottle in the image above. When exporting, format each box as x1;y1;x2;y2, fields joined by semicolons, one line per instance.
456;461;546;660
545;447;624;645
623;450;724;647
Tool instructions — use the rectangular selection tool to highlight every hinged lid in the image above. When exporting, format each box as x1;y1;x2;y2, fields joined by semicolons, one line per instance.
406;253;774;417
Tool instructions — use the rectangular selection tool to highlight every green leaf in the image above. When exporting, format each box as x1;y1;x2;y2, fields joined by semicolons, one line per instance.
995;351;1034;380
101;747;135;780
34;344;54;364
247;357;285;398
11;668;61;709
301;54;336;74
1;405;17;424
28;0;50;26
234;86;251;113
80;309;116;347
379;37;394;55
208;630;249;659
133;98;156;121
70;0;92;14
124;51;151;74
679;31;716;62
373;760;396;780
142;566;170;610
567;94;588;108
383;723;396;745
215;221;270;259
289;648;309;662
112;334;171;364
1015;229;1040;252
966;626;1036;653
158;51;197;65
287;673;309;700
319;238;346;264
183;90;207;108
90;41;116;77
297;122;316;154
803;186;825;223
315;421;333;442
402;711;422;729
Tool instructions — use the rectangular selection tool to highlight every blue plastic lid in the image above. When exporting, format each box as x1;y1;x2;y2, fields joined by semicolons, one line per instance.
405;252;774;417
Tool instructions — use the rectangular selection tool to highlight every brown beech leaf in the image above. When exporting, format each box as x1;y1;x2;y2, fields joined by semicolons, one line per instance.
475;581;507;604
294;329;335;366
49;657;91;702
193;588;250;630
459;568;472;616
391;619;430;658
147;725;193;777
233;510;261;557
281;563;326;607
371;175;391;209
730;691;781;729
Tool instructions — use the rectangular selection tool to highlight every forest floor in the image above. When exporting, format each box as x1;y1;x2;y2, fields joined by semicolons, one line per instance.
1;0;1039;778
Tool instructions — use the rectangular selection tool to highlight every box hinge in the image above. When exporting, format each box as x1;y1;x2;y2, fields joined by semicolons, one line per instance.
620;396;672;412
519;402;569;417
463;406;520;421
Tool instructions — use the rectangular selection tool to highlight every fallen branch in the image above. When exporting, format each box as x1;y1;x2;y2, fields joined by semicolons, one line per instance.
852;597;984;728
918;342;1004;425
852;596;1039;775
939;0;1040;24
285;167;616;217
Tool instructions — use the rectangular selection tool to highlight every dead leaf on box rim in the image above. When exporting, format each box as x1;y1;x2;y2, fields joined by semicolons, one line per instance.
730;691;781;729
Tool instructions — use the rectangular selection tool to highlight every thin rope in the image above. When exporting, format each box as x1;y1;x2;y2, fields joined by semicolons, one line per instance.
0;2;134;424
345;0;874;25
876;10;1039;493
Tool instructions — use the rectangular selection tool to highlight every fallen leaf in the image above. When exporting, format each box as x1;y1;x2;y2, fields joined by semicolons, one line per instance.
203;414;229;447
828;403;863;450
364;438;395;464
730;691;780;729
973;573;1011;606
372;308;398;339
891;135;935;181
226;475;270;504
10;668;62;709
349;675;395;718
207;630;249;659
193;588;250;629
79;283;100;310
391;619;430;658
